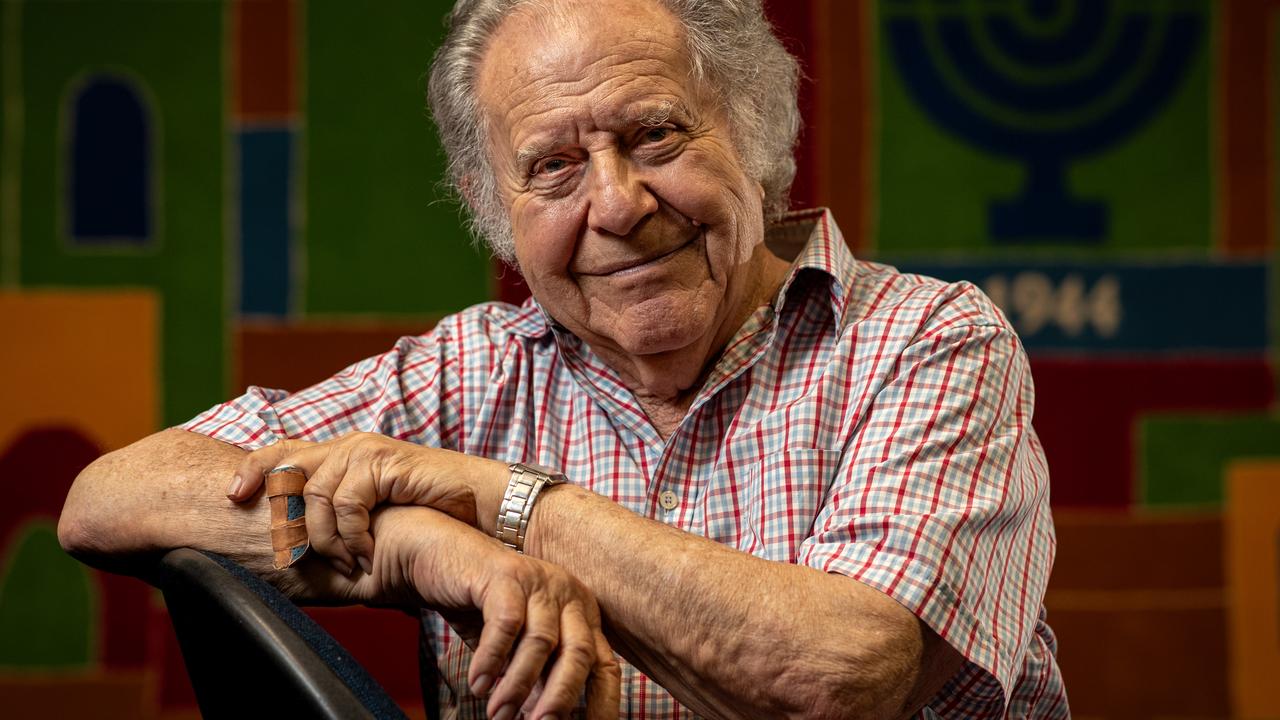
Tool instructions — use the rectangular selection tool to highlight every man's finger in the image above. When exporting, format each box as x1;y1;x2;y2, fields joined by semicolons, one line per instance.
489;594;559;719
470;581;526;697
229;439;312;501
586;627;621;720
519;679;545;718
530;605;596;720
332;467;381;572
296;446;362;575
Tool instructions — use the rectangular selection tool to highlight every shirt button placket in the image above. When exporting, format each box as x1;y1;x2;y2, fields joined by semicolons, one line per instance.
658;490;679;512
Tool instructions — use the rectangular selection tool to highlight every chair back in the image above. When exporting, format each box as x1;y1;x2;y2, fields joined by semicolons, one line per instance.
155;548;409;720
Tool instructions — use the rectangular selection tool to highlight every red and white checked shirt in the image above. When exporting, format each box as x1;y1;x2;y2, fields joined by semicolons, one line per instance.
184;208;1067;718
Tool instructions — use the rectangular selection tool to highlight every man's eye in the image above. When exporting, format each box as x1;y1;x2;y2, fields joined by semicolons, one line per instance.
641;127;671;143
533;158;569;175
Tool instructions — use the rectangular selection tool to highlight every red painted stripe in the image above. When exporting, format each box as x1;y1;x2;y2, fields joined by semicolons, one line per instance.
1221;0;1279;254
1030;356;1274;507
233;0;296;120
765;0;819;210
813;0;872;253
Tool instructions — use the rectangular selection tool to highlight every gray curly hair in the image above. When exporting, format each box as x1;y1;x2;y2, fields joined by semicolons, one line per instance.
426;0;802;262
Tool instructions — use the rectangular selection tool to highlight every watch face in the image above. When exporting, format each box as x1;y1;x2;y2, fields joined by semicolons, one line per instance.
520;463;567;483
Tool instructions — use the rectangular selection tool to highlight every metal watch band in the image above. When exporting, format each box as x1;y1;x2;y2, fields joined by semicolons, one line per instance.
495;462;566;553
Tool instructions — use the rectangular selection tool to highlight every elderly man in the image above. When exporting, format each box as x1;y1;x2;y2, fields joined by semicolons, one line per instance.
60;0;1067;717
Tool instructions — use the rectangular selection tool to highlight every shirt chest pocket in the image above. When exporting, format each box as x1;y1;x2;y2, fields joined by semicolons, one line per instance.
702;448;838;563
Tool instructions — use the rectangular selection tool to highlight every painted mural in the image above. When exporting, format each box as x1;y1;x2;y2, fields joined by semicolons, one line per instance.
1;0;1275;717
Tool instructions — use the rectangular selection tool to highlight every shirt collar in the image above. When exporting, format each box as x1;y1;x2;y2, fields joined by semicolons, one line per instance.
500;297;554;339
766;207;856;323
503;207;856;340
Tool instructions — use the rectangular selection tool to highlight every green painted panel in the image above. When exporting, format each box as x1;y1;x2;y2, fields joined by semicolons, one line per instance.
1139;415;1280;507
0;522;95;667
0;0;13;285
18;0;225;426
305;0;489;316
875;1;1212;256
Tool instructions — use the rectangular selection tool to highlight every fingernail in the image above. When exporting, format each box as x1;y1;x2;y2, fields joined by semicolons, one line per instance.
332;559;352;576
493;705;516;720
471;673;492;695
357;556;372;575
226;475;244;498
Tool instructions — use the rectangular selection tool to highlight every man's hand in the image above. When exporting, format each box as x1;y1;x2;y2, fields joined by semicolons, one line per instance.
230;438;616;719
227;432;507;576
348;507;620;720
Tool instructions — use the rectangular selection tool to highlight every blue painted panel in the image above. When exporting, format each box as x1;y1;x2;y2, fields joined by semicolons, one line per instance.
890;260;1269;353
239;129;293;316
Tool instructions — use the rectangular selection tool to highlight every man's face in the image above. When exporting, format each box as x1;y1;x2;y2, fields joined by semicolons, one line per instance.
476;0;767;361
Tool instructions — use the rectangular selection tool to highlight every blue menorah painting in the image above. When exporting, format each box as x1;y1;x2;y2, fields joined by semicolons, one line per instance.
884;0;1205;243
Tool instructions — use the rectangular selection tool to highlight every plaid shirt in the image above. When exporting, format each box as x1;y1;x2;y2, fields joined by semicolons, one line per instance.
184;208;1067;718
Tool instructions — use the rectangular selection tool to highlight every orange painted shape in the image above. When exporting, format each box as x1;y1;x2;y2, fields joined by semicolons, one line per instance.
233;0;295;120
1220;0;1279;255
0;291;158;452
1226;459;1280;719
1049;601;1227;716
1047;511;1228;716
1051;511;1222;592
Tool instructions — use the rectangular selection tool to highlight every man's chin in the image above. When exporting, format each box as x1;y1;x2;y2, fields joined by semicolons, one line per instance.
574;285;724;360
612;308;714;358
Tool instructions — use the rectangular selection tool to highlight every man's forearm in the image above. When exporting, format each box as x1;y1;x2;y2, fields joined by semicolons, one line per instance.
61;429;430;609
526;484;950;720
61;429;256;562
59;428;328;597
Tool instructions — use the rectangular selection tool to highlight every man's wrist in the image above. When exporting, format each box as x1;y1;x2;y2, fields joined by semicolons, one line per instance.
522;480;572;560
469;457;512;536
495;463;566;552
368;506;491;609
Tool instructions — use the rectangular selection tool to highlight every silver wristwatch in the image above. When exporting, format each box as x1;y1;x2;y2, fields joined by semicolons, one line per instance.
495;462;567;553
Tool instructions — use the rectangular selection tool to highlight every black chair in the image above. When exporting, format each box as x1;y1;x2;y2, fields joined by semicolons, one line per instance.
154;548;411;719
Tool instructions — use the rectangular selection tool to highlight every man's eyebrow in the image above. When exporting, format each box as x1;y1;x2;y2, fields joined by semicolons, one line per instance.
628;99;687;126
515;143;551;165
513;99;692;162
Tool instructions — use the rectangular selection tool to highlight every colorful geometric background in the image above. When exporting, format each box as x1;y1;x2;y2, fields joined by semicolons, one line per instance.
1;0;1276;717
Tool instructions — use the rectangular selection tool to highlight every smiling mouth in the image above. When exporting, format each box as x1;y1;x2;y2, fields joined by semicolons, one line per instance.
579;232;703;277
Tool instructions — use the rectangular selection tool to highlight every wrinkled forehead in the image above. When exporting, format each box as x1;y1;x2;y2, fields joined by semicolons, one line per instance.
474;0;701;129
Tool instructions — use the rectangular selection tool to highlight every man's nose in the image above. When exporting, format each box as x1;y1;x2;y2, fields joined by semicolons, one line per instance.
586;153;658;237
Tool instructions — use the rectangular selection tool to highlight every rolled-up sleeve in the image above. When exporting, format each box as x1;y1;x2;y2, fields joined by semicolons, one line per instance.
181;385;294;450
799;321;1057;716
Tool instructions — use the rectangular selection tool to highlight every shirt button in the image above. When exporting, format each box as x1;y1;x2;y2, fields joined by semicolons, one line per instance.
658;490;679;511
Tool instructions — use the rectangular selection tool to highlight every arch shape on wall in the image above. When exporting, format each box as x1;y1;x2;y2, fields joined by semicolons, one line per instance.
62;72;159;248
